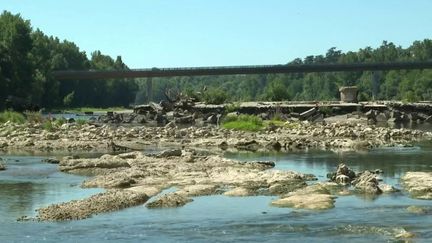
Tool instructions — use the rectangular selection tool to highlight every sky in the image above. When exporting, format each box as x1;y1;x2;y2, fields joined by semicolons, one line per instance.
1;0;432;68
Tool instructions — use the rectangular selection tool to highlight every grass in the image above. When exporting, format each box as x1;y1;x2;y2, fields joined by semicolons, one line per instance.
24;112;44;123
0;111;26;124
222;114;264;131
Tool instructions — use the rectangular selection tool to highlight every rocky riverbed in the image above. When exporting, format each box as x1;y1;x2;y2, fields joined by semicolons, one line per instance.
31;149;426;221
35;149;316;220
0;118;430;154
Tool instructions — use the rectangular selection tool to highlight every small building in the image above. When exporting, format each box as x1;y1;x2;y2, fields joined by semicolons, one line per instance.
339;86;358;103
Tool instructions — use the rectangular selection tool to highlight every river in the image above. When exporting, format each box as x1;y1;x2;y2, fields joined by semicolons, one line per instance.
1;143;432;242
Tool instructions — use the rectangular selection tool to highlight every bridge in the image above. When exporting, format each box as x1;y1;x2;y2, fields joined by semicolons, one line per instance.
52;61;432;80
52;61;432;101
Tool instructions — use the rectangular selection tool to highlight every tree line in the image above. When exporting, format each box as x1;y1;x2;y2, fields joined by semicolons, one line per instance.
1;10;432;110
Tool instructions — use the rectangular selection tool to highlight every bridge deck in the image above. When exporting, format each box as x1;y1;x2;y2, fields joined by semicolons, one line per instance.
52;61;432;80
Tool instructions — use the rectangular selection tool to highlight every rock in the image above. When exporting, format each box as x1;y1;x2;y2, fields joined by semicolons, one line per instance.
175;115;195;124
330;163;356;184
271;193;335;210
406;205;429;214
375;113;388;122
268;180;307;195
155;149;182;158
0;162;5;170
36;190;149;221
59;154;131;174
379;183;399;193
146;192;193;208
223;187;254;197
149;102;163;113
266;141;282;151
335;174;350;185
126;186;162;197
42;157;60;164
401;172;432;199
352;171;382;194
271;184;335;210
218;141;228;150
178;184;219;197
395;230;415;239
235;140;260;151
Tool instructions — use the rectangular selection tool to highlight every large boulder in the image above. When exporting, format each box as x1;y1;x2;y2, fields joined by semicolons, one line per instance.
352;170;382;194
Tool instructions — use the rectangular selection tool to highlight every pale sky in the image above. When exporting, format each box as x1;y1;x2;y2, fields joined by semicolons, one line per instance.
2;0;432;68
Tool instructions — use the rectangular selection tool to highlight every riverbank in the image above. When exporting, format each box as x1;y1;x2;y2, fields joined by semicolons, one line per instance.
0;118;431;154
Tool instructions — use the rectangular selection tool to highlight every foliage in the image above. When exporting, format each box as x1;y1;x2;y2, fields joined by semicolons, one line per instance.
225;102;241;113
0;111;26;123
53;117;67;127
2;11;432;111
203;88;228;104
42;120;54;131
76;119;87;126
0;11;137;110
24;111;44;123
222;114;264;131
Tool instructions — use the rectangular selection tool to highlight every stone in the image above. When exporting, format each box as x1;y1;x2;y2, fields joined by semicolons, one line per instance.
223;187;253;196
155;149;182;158
271;194;335;210
335;174;350;185
36;190;149;221
271;184;335;210
401;172;432;199
375;113;388;123
352;171;382;194
42;157;60;164
339;86;358;103
0;162;5;170
379;183;399;193
406;205;429;214
146;192;193;208
178;184;219;197
235;140;260;151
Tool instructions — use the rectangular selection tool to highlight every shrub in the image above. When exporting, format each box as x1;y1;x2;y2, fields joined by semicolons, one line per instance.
25;112;44;123
0;111;26;124
76;119;87;126
53;117;67;127
203;88;228;105
222;114;264;131
43;121;54;131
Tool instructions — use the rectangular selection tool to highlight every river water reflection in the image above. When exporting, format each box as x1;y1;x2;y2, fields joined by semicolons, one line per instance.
1;142;432;242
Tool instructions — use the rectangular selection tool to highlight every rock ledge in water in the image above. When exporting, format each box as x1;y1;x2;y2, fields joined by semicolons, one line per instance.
37;190;149;221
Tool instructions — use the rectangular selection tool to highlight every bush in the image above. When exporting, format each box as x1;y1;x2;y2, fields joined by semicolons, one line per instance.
222;114;264;131
203;88;228;105
0;111;26;124
53;117;67;127
25;112;44;123
43;121;54;131
76;119;87;126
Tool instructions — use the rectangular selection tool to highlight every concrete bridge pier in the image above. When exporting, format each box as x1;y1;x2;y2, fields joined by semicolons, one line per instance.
146;77;153;102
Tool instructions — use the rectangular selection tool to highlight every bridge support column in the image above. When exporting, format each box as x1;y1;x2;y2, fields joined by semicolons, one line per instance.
146;77;153;102
372;71;381;101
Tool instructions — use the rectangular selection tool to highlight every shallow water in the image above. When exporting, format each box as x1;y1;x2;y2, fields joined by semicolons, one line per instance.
1;142;432;242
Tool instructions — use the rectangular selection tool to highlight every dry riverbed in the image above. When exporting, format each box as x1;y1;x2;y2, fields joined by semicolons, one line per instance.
0;119;430;154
